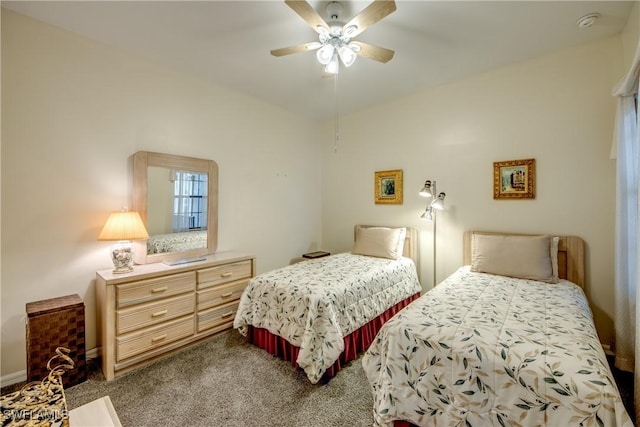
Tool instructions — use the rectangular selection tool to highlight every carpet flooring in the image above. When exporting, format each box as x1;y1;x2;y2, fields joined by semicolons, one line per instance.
69;331;373;426
2;330;636;426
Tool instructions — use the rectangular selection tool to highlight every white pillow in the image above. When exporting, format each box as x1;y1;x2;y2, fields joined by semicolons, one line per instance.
471;234;555;283
353;226;404;260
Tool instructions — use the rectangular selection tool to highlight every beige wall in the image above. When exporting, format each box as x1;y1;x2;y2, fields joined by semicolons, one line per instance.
1;10;323;379
321;36;624;348
621;1;640;69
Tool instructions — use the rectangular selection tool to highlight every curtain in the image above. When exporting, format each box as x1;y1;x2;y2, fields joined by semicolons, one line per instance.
612;42;640;425
614;95;638;373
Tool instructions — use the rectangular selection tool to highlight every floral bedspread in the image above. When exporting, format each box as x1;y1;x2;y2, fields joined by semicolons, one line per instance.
234;253;421;384
362;266;633;427
146;230;207;254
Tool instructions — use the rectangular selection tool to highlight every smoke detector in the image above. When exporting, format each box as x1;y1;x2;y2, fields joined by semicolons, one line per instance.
577;13;600;29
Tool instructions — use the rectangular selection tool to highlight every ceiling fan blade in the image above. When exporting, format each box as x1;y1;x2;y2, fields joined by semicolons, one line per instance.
350;41;395;63
271;42;322;57
343;0;396;39
285;0;329;34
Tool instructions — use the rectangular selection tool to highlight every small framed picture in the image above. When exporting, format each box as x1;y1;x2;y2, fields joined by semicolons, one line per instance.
375;169;403;204
493;158;535;199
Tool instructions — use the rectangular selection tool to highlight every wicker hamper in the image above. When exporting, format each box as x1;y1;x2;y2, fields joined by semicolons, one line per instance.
26;294;87;387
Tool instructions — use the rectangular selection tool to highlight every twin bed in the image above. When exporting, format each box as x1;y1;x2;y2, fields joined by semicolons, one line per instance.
363;231;632;427
234;228;632;426
234;225;422;383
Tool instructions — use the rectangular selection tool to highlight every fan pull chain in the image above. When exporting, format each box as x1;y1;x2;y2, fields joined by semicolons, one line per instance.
334;72;339;153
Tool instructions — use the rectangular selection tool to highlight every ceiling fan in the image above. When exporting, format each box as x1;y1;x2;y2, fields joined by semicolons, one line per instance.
271;0;396;74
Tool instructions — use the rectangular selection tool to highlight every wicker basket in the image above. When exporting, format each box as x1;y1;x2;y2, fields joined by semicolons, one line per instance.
26;295;87;387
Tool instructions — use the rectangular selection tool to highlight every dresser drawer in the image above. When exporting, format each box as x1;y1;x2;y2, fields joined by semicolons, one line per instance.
117;293;195;334
197;301;239;333
116;316;194;362
116;272;195;308
197;260;252;289
197;280;247;312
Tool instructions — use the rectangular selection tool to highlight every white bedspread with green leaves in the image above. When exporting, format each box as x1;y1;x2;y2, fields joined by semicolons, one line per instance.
363;266;632;427
234;253;421;383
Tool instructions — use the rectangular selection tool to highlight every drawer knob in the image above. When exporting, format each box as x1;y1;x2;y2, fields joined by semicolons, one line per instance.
221;312;234;318
151;334;167;343
221;272;233;278
151;309;168;318
221;292;233;298
151;286;168;293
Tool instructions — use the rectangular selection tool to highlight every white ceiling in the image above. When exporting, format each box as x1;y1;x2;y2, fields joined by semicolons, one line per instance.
2;1;635;121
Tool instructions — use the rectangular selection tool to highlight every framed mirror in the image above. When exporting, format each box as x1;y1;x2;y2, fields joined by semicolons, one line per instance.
131;151;218;264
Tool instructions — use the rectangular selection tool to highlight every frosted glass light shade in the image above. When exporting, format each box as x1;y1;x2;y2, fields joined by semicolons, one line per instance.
343;25;358;38
316;44;335;65
325;54;340;74
338;45;357;67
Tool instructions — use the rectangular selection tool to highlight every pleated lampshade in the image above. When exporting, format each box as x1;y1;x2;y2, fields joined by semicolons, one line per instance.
98;211;149;241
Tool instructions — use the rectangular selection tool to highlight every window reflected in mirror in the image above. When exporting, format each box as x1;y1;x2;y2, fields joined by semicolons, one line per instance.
173;170;208;232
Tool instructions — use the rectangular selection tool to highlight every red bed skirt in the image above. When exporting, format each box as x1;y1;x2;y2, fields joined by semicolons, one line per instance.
246;292;421;382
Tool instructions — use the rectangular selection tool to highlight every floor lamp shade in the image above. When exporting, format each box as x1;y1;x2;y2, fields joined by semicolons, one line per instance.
98;211;149;274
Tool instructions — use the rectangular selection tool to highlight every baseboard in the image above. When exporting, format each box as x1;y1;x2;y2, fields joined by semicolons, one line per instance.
87;347;99;360
1;370;27;388
1;347;99;388
602;343;615;356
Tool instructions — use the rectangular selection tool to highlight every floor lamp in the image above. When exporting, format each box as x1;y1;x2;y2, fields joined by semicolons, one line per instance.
419;180;446;287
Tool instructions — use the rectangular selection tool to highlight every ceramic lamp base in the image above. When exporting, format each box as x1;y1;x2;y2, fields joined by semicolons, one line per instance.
110;241;134;274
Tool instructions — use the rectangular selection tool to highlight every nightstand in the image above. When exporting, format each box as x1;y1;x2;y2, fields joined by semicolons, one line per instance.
302;251;331;259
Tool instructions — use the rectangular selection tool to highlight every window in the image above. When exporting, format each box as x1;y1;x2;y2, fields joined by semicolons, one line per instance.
173;171;208;232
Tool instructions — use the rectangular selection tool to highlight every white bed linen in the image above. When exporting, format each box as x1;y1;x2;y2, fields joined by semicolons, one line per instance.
363;266;632;427
234;252;422;383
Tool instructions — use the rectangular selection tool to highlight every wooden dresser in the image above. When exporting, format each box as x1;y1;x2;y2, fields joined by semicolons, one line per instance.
96;251;255;380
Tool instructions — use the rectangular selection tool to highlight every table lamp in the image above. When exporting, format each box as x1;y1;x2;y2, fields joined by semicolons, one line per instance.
98;209;149;274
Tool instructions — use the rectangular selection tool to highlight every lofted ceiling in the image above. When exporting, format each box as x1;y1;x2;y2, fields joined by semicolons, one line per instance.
2;1;635;121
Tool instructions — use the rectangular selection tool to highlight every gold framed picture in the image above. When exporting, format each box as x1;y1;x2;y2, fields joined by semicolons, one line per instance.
375;169;403;204
493;158;535;199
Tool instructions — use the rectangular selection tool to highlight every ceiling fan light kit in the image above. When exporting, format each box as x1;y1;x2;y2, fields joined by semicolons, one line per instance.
271;0;396;74
338;45;357;67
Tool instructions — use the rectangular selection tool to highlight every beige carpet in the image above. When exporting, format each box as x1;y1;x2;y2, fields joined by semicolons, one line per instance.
64;330;374;427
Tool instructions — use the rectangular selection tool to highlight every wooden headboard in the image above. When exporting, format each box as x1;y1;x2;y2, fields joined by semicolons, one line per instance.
462;231;585;288
355;225;419;266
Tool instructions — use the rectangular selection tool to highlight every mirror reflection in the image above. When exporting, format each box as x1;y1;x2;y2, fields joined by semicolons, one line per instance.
132;151;218;265
146;166;209;255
